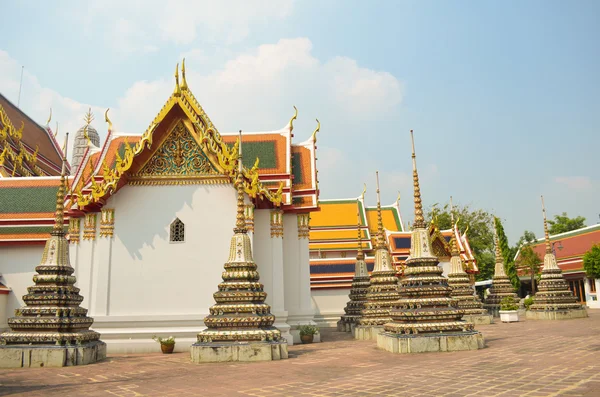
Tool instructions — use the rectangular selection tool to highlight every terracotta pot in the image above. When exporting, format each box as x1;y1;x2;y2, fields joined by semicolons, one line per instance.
161;343;175;354
300;334;314;344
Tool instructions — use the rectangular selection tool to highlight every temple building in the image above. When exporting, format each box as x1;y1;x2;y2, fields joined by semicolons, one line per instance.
524;197;588;320
514;223;600;309
309;193;478;327
0;61;320;352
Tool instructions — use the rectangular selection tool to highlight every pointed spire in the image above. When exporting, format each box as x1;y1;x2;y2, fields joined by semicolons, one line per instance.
450;196;454;223
53;133;69;235
410;130;425;229
450;223;460;257
541;195;552;254
173;63;181;96
234;130;247;234
356;199;364;260
181;59;188;91
375;171;386;249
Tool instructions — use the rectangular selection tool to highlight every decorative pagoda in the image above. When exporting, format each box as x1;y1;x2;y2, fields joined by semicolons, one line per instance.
526;196;588;320
354;172;400;341
378;130;483;353
483;227;518;317
447;222;492;325
190;132;288;363
0;134;106;368
337;199;371;332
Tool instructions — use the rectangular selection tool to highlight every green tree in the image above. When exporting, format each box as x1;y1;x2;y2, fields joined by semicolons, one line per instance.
583;244;600;279
427;202;494;281
516;230;537;248
516;245;542;295
547;213;586;234
495;217;520;291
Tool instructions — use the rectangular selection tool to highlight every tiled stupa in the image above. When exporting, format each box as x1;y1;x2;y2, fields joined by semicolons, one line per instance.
447;224;492;325
337;200;371;332
354;172;400;341
526;196;588;320
483;228;518;317
0;134;106;368
378;130;483;354
190;132;288;363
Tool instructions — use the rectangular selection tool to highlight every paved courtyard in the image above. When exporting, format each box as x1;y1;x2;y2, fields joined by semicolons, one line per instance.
1;310;599;397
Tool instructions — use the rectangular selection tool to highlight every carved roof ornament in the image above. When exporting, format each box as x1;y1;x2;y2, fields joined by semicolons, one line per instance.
46;108;52;127
288;106;298;132
360;183;366;201
311;118;320;143
181;58;188;91
104;108;113;133
173;63;181;97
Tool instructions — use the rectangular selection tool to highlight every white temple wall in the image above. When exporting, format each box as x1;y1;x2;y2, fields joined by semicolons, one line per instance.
253;210;274;308
74;231;95;313
0;245;43;329
283;215;300;317
311;288;350;327
584;277;600;309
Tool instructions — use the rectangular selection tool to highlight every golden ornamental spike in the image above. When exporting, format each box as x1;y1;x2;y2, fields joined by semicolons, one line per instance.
46;108;52;126
181;58;188;91
450;195;454;223
360;183;367;201
375;171;386;249
173;63;181;96
84;107;94;126
288;106;298;132
53;133;69;234
356;199;364;259
234;130;247;233
311;118;320;142
54;122;59;138
105;108;113;132
541;195;551;254
410;129;425;229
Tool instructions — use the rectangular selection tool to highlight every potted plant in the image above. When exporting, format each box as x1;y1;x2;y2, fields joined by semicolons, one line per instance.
499;297;519;323
152;335;176;354
298;325;319;344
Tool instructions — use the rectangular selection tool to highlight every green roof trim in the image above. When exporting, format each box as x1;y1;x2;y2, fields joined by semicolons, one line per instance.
0;226;54;235
228;141;277;169
291;151;304;184
0;186;59;214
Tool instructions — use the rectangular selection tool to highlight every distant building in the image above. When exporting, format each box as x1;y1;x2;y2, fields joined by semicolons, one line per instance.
514;224;600;308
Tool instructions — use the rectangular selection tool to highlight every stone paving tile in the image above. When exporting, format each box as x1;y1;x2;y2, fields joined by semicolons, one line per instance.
1;310;600;396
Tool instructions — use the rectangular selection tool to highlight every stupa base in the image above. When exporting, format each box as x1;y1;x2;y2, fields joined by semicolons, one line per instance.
377;331;484;354
353;325;384;341
526;309;588;321
337;320;354;332
190;340;288;363
463;314;494;325
0;341;106;368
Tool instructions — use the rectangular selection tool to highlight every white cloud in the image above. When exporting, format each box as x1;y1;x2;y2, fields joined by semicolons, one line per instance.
555;176;593;191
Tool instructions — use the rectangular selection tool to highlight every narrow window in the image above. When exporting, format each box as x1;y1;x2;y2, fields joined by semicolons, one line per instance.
170;218;185;243
590;278;597;293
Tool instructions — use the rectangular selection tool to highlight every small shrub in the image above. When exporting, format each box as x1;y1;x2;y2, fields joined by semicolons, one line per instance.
500;296;518;311
298;325;319;336
524;297;534;310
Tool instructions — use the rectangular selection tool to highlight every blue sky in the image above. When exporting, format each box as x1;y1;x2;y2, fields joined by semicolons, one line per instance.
1;0;598;244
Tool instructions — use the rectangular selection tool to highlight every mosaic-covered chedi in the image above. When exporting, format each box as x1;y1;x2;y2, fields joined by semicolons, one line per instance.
0;134;106;368
483;227;518;316
447;222;492;324
191;132;288;363
526;196;588;320
379;130;483;353
354;173;400;340
337;199;371;332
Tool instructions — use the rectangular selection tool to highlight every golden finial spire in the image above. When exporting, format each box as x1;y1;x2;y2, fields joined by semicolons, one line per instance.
234;130;247;234
311;119;320;143
173;63;181;96
105;108;113;132
356;199;364;260
410;130;425;229
361;183;366;201
375;171;386;249
46;108;52;126
450;195;454;223
396;191;401;207
493;219;502;263
450;225;460;256
541;195;551;254
181;59;188;91
288;106;298;132
53;133;69;234
83;108;94;145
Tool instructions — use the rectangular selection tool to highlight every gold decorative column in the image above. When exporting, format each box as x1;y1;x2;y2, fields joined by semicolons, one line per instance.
99;208;115;238
68;218;81;244
526;196;588;320
379;130;484;354
297;213;310;239
270;209;284;238
83;213;97;240
244;204;254;232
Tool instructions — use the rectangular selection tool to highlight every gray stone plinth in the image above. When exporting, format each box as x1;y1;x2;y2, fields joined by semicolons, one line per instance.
463;314;494;325
190;341;288;363
526;309;588;321
0;341;106;368
353;325;384;341
337;321;352;333
377;331;484;354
